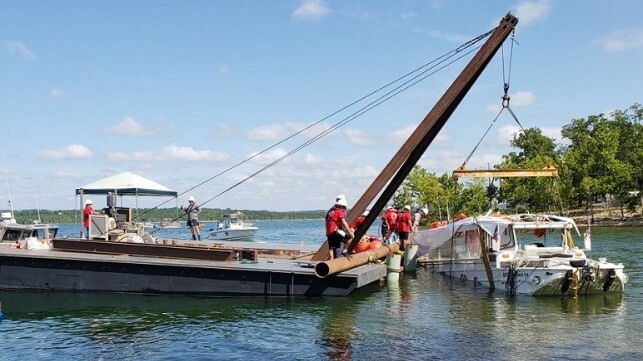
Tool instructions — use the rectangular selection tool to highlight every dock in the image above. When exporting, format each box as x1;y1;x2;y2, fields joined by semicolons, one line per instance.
0;240;386;296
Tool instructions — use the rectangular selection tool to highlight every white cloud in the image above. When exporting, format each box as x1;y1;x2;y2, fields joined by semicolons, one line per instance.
37;144;93;160
541;126;562;141
514;0;553;26
137;144;227;162
595;27;643;52
496;124;566;147
497;124;522;146
51;171;82;179
413;27;470;43
244;121;332;142
486;91;535;113
510;91;536;106
421;149;504;174
49;88;64;98
486;103;503;114
4;40;35;59
109;116;154;136
344;128;375;147
246;148;289;165
390;123;449;145
392;124;417;142
212;123;236;137
246;124;289;141
105;152;131;163
292;0;329;21
108;145;227;163
303;153;322;164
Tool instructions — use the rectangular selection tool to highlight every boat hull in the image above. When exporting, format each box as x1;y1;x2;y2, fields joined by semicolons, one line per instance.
422;259;627;296
206;227;258;241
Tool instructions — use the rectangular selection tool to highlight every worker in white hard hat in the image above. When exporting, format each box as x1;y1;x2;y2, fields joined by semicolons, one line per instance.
82;199;98;239
325;197;354;259
412;207;429;233
180;196;201;240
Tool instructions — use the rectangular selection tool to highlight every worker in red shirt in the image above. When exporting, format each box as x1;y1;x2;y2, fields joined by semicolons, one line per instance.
325;198;354;259
82;199;98;239
381;206;398;244
396;205;412;252
350;210;369;231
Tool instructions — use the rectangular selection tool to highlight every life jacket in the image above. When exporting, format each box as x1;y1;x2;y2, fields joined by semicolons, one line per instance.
396;211;411;233
383;209;397;230
325;206;345;236
351;215;365;230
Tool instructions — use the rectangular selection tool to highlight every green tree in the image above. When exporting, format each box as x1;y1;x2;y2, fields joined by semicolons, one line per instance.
497;128;562;212
561;114;633;220
611;104;643;214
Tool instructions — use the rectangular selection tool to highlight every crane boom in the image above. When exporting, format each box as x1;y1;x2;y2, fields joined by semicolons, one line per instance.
312;13;519;261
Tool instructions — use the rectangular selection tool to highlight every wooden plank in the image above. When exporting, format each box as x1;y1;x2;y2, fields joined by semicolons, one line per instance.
52;239;239;261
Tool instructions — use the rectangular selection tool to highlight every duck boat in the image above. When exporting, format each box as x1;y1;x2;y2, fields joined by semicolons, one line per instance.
411;214;628;296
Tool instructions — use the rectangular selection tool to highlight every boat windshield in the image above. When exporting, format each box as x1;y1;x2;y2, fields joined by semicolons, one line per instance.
1;228;35;241
34;226;58;239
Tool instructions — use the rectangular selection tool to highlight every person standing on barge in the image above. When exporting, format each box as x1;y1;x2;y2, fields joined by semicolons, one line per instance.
325;197;354;259
181;196;201;240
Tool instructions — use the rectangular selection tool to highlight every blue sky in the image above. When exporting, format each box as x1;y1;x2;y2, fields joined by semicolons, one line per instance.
1;0;642;212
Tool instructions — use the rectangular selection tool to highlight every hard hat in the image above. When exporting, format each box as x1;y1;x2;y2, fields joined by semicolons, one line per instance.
188;196;195;202
85;199;93;205
336;194;346;201
362;210;369;216
387;205;394;210
404;205;411;211
421;207;428;215
335;198;348;208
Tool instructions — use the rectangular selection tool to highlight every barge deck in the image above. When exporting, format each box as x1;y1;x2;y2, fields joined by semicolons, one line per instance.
0;241;386;296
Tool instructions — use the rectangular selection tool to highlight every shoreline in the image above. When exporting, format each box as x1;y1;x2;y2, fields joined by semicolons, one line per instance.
570;215;643;227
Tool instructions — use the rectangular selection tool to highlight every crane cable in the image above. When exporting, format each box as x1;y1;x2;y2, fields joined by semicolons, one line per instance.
459;30;518;170
458;30;566;213
460;30;551;170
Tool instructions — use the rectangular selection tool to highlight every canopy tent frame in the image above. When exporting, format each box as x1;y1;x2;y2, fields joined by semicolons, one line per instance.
75;172;178;237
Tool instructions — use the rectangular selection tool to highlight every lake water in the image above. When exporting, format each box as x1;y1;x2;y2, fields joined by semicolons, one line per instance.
1;221;641;360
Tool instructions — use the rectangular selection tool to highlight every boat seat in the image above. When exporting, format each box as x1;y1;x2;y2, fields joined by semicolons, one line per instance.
108;229;125;241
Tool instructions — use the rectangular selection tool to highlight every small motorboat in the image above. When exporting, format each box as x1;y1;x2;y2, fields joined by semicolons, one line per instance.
206;211;258;241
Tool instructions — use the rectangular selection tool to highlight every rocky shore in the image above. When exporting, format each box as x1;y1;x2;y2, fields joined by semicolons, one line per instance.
568;209;643;227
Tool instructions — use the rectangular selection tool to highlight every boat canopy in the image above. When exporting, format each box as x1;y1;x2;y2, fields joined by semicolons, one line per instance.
75;172;177;197
410;216;513;257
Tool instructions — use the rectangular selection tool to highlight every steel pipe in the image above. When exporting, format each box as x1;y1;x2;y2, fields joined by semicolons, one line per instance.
315;243;399;278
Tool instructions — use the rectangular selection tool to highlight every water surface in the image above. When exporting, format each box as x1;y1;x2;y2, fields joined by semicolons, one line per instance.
1;222;640;360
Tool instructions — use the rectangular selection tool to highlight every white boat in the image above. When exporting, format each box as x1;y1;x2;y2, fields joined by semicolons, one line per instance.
153;218;179;229
1;211;58;248
206;211;258;241
411;214;628;296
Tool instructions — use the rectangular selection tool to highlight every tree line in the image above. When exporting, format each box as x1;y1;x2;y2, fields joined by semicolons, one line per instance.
393;103;642;222
12;208;327;225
